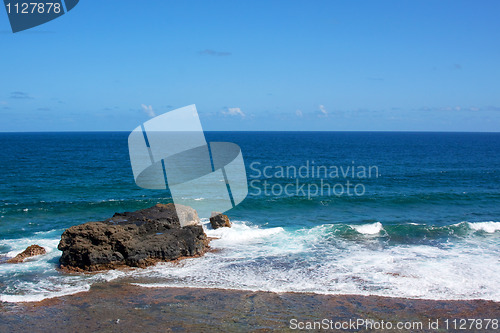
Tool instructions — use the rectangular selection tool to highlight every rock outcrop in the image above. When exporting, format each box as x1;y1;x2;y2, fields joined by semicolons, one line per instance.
58;203;208;271
7;245;46;263
209;212;231;229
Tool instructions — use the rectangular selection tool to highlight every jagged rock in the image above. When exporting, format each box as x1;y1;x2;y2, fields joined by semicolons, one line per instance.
209;212;231;229
7;245;46;263
58;203;208;271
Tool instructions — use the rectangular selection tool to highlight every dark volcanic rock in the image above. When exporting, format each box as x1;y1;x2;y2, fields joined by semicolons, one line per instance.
7;245;46;263
209;212;231;229
58;204;208;271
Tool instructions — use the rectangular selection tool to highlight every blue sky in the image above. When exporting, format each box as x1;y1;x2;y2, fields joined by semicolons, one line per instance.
1;0;499;131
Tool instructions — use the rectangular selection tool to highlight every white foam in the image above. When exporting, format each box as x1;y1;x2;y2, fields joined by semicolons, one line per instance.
466;221;500;233
351;222;384;235
205;220;284;244
0;230;126;303
0;230;61;258
0;284;91;303
126;221;500;301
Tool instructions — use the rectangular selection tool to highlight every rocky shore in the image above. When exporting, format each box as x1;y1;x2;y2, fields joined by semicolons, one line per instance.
1;283;499;332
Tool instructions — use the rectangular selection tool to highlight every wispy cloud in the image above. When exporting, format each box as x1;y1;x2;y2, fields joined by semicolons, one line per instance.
51;97;65;104
37;107;51;111
10;91;33;99
319;104;328;116
222;107;245;117
296;109;303;117
198;49;232;56
483;105;500;112
103;106;120;111
141;104;156;118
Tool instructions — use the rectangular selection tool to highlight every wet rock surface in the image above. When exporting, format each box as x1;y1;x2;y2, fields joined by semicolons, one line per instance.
58;204;208;271
209;212;231;229
6;245;46;264
1;283;499;332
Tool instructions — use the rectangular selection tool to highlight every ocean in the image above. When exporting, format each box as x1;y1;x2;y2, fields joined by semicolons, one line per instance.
0;131;499;303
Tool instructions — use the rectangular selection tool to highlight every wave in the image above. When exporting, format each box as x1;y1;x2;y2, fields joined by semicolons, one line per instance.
128;220;500;301
0;229;62;258
1;219;499;303
204;220;285;243
330;220;500;241
462;221;500;233
350;222;384;235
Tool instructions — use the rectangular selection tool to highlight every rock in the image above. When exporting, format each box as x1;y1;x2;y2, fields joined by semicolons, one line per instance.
58;203;208;271
209;212;231;229
7;245;46;263
173;204;201;227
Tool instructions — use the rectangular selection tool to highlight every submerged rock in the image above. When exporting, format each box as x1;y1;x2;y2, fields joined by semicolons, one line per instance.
7;245;46;263
58;203;208;272
209;212;231;229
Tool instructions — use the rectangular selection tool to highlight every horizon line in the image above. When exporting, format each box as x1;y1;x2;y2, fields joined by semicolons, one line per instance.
0;130;499;134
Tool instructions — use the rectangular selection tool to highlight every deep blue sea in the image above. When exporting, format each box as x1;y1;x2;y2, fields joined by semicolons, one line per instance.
0;132;499;302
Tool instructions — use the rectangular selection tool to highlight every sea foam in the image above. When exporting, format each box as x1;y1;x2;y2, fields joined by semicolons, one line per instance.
466;221;500;233
128;220;500;301
350;222;384;235
0;229;124;303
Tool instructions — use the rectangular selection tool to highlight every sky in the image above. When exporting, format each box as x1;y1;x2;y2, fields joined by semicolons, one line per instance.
1;0;499;131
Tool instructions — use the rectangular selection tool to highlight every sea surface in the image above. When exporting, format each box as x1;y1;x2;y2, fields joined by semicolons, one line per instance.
0;131;499;302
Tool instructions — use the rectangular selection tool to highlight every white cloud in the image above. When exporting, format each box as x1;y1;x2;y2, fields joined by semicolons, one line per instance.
440;106;464;112
296;109;303;117
141;104;156;118
223;107;245;117
319;104;328;116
